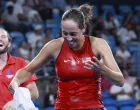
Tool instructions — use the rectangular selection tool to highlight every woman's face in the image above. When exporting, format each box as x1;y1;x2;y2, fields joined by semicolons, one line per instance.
61;20;85;50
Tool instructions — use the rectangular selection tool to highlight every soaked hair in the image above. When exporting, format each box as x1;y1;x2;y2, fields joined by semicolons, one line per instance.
62;4;93;29
0;28;12;42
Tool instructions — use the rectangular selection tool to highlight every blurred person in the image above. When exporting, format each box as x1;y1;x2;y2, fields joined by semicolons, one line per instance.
9;4;124;110
65;0;78;11
122;69;136;87
44;28;53;41
0;28;39;110
104;12;120;30
52;0;67;16
123;12;133;26
90;14;104;36
27;24;45;56
134;78;140;103
39;28;53;45
35;28;52;55
5;0;30;34
127;57;137;76
117;24;137;43
11;0;30;34
27;24;44;48
3;1;19;31
126;23;137;41
17;41;32;62
114;43;136;72
44;78;57;108
10;0;24;16
25;0;39;8
110;69;133;101
115;43;132;64
36;0;53;22
5;0;26;22
23;5;42;23
35;28;54;76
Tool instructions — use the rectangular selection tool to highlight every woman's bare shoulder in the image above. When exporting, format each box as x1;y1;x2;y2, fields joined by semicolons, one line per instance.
41;37;64;58
44;37;64;49
89;36;108;47
89;36;109;55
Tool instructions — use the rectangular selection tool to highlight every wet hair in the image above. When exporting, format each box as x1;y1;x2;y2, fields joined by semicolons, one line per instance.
62;4;93;29
0;28;12;42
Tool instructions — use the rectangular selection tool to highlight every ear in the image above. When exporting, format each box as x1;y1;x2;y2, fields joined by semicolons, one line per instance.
82;24;87;33
8;42;11;48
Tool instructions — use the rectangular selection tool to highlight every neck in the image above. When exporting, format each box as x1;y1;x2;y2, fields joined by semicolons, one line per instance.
74;35;85;50
0;52;8;63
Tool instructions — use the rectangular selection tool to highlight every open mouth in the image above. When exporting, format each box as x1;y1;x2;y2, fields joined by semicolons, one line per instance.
69;41;75;45
0;43;3;47
68;39;77;44
69;41;77;47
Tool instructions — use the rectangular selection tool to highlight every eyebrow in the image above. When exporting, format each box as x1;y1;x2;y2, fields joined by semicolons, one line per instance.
62;31;78;33
0;35;6;37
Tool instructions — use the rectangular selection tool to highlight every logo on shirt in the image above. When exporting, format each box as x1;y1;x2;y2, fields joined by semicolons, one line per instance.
64;60;71;63
7;70;13;75
82;57;91;63
6;70;14;78
64;59;77;66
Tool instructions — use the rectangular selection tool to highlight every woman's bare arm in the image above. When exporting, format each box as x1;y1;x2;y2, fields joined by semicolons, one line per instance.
95;38;124;86
85;37;124;86
10;39;62;87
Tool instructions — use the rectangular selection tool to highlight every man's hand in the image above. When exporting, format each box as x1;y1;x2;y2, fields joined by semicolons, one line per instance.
2;100;15;110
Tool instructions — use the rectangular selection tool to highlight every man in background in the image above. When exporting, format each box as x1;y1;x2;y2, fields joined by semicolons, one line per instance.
0;28;39;110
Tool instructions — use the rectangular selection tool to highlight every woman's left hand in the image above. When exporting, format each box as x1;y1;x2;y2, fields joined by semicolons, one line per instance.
84;56;106;74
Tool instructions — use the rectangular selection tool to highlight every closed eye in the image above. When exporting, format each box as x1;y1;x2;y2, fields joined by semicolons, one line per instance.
69;32;77;36
62;31;77;36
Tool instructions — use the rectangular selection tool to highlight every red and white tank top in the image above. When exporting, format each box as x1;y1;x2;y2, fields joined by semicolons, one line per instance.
55;35;104;109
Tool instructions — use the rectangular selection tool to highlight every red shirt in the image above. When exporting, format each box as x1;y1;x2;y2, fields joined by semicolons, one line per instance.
0;53;38;109
55;36;104;109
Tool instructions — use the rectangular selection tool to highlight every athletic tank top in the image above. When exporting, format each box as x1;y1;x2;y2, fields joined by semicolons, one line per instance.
55;35;104;109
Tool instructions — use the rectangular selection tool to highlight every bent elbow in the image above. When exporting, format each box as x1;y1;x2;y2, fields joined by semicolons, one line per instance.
32;91;39;100
31;88;39;100
34;94;39;100
118;76;124;87
119;80;124;87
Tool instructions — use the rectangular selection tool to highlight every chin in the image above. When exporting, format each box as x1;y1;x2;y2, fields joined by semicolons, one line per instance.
0;47;8;54
68;43;76;48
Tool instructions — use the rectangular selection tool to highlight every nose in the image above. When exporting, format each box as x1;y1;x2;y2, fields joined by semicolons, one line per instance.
65;35;73;41
0;36;2;40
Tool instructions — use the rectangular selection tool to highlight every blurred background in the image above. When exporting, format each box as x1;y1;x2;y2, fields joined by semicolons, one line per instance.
0;0;140;110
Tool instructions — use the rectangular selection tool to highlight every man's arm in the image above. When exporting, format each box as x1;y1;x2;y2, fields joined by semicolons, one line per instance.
26;81;39;100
